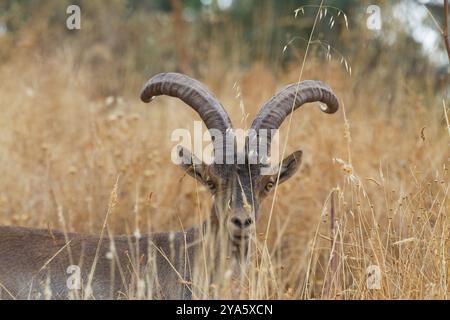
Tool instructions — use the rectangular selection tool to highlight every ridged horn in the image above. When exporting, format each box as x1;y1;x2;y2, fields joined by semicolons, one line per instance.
247;80;339;159
140;72;234;164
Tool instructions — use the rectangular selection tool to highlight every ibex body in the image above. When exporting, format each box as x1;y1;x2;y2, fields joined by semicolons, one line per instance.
0;73;339;300
0;225;198;299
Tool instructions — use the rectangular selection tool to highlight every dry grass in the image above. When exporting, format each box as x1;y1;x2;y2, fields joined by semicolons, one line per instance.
0;11;449;299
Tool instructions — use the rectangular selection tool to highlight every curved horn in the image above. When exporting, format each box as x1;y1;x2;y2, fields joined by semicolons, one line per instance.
247;80;339;158
141;72;233;132
251;80;339;131
141;73;235;164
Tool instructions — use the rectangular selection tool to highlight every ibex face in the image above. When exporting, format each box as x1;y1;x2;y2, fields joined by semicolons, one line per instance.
141;73;339;250
176;147;302;247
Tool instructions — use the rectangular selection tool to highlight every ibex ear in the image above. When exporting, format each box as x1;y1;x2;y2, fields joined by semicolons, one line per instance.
175;145;207;183
276;150;302;184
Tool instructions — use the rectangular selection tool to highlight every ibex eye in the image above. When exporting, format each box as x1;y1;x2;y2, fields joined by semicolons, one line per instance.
206;180;216;191
265;182;274;192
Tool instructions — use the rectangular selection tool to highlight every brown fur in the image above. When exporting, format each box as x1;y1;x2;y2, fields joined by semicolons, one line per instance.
0;225;198;299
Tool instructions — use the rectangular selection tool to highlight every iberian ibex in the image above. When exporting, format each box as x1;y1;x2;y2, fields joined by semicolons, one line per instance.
0;73;339;299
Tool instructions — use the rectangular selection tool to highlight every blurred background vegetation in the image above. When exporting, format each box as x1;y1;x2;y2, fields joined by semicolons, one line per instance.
0;0;448;98
0;2;448;299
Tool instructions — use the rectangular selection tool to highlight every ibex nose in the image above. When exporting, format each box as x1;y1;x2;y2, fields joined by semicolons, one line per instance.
231;216;253;229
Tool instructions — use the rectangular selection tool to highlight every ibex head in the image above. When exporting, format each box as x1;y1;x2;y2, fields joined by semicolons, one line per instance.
141;73;339;248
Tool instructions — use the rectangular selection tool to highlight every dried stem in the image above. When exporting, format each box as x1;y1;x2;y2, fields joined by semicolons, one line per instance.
444;0;450;61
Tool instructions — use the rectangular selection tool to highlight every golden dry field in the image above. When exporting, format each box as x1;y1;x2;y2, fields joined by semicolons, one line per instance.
0;0;448;299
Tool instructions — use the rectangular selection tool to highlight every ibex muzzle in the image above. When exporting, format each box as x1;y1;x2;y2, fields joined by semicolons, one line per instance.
0;72;339;300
